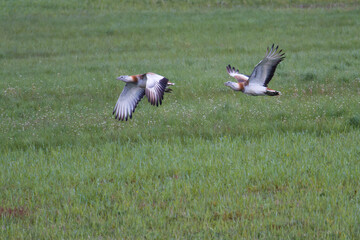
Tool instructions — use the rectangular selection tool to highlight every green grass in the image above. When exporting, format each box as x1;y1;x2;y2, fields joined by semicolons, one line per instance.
1;1;360;239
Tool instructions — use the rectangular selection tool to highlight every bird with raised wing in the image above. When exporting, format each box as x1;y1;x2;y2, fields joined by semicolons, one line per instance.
224;44;285;96
113;72;173;121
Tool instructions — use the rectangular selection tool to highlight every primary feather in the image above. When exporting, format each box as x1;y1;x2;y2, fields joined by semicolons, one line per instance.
248;44;285;87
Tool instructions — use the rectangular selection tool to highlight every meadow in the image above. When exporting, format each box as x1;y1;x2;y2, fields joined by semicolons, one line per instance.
1;0;360;239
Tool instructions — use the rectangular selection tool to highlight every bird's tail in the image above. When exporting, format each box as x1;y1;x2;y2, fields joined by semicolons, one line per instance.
265;88;281;96
165;81;175;93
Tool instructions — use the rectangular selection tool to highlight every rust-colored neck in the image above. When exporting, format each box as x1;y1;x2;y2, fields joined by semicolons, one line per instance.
238;82;245;92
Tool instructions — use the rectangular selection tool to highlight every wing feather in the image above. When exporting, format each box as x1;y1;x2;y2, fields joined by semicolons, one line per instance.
226;64;249;83
144;73;169;106
113;83;145;121
248;44;285;87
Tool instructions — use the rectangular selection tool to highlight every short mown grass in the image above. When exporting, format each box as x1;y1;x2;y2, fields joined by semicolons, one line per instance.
1;1;360;239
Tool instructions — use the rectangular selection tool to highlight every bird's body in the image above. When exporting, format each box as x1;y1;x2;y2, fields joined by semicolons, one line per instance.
113;72;172;121
225;44;285;96
244;84;268;96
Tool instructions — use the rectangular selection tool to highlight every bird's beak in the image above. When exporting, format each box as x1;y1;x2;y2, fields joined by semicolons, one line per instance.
116;76;122;80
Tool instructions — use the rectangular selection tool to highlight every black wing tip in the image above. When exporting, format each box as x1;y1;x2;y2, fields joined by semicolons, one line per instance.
113;103;140;122
226;64;240;74
160;77;169;85
267;44;286;59
114;114;126;121
226;64;231;72
116;113;131;121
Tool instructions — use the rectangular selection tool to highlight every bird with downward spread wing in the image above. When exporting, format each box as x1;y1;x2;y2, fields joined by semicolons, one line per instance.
113;72;174;121
224;44;285;96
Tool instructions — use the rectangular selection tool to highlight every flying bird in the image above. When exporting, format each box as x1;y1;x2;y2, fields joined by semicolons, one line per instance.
113;72;173;121
224;44;285;96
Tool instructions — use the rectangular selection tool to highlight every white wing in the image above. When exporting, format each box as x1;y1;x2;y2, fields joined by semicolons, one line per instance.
226;64;249;83
113;83;145;121
248;44;285;87
144;73;169;106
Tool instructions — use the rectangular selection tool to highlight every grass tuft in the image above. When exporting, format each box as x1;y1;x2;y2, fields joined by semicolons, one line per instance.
349;115;360;128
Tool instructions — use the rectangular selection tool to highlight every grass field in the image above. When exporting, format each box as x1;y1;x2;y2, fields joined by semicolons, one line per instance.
1;1;360;239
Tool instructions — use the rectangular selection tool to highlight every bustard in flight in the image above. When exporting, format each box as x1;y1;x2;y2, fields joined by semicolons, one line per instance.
225;44;285;96
113;72;173;121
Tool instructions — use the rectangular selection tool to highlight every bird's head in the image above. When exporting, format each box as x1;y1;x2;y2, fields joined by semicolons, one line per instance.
117;75;133;83
224;81;232;87
224;81;241;91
